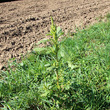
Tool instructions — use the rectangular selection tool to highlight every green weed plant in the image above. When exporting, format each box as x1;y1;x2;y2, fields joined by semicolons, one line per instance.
35;17;64;89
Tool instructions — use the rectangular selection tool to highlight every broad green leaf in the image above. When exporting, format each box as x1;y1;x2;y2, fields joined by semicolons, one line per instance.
46;33;52;36
33;47;47;54
57;27;61;35
20;62;24;66
45;63;51;67
47;66;55;71
57;27;64;37
45;50;52;54
60;45;70;60
60;50;65;57
67;61;78;69
41;91;49;97
37;38;49;45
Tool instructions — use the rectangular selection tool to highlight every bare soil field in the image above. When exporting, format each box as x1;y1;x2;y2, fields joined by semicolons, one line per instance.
0;0;110;69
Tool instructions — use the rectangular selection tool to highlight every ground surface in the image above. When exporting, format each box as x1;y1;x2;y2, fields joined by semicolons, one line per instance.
0;0;110;69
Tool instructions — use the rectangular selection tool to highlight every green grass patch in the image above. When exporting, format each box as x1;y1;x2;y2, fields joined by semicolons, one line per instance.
0;19;110;110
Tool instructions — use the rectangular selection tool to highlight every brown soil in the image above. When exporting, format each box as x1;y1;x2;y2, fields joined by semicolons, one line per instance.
0;0;110;69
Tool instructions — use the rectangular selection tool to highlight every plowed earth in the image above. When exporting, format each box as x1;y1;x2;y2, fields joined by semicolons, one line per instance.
0;0;110;69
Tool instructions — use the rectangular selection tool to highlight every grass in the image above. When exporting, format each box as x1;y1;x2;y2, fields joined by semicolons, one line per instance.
0;18;110;110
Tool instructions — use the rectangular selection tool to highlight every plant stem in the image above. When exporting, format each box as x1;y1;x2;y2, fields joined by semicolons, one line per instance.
55;43;60;89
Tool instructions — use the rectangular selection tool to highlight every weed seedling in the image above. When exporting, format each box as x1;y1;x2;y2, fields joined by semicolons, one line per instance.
35;17;64;89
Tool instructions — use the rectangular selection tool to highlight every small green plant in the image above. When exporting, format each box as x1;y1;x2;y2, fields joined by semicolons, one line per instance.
47;17;63;89
35;17;64;89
